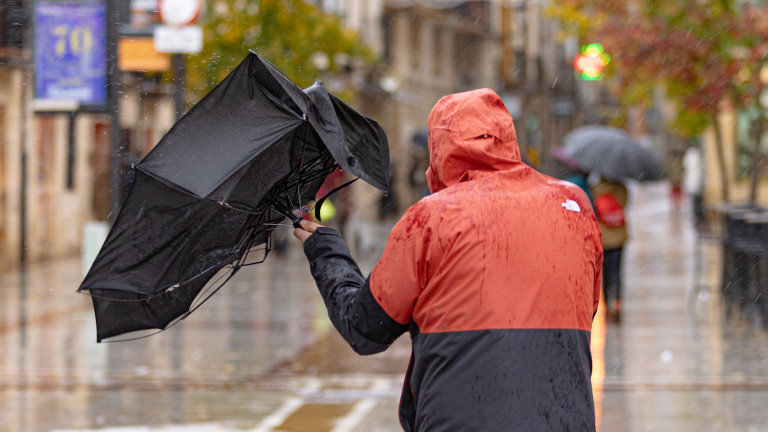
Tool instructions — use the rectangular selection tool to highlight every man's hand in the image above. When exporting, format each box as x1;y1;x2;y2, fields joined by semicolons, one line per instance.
293;219;323;244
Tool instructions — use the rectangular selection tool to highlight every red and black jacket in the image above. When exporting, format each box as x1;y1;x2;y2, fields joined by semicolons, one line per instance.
303;89;603;431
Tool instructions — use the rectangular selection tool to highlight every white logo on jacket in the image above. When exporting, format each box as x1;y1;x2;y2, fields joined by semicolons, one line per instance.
561;200;581;212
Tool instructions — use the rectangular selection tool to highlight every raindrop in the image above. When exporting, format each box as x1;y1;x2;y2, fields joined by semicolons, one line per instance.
660;350;673;363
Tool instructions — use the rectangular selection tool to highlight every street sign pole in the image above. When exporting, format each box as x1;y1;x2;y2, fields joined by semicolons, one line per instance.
106;0;122;222
173;53;185;121
155;0;204;121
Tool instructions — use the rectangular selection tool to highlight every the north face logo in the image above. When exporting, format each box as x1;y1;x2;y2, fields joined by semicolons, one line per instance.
561;200;581;212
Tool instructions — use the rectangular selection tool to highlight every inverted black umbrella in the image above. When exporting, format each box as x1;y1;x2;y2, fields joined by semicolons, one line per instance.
560;125;664;182
78;52;389;342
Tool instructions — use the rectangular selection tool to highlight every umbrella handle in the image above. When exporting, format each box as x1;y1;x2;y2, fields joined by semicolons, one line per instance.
314;178;358;222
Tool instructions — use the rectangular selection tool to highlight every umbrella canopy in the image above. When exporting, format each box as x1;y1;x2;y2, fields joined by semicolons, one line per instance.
561;125;664;182
78;52;390;342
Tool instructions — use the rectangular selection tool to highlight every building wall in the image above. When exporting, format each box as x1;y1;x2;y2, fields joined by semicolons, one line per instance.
702;107;768;205
382;4;500;211
25;112;95;261
345;0;384;55
0;66;25;269
0;0;581;267
0;70;175;268
319;1;516;216
497;1;579;174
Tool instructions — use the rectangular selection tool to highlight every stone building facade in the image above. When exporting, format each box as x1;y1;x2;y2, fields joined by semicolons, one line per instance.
0;0;176;269
0;0;582;268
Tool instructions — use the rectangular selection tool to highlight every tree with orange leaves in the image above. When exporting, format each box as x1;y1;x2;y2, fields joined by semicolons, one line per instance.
551;0;768;201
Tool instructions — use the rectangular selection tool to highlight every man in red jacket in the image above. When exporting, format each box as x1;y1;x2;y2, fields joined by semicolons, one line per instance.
294;88;603;431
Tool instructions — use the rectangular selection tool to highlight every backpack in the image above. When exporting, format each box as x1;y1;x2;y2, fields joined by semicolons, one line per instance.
594;193;625;228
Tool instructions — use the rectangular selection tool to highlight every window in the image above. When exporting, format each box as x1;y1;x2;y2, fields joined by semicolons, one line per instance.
0;0;27;49
736;106;768;179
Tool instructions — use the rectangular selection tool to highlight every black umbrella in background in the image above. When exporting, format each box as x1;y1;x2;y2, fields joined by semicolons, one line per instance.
78;52;390;342
560;125;665;182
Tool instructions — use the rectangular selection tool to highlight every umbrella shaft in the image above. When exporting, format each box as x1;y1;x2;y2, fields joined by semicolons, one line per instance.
270;201;303;228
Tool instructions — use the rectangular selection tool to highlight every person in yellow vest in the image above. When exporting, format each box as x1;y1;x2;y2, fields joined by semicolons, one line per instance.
592;178;629;322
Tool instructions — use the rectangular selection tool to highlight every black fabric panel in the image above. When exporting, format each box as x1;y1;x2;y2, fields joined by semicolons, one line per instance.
399;351;418;432
351;279;408;344
138;53;389;195
81;170;244;297
90;263;227;342
80;170;245;340
403;329;595;432
303;227;407;354
326;93;390;190
139;54;305;199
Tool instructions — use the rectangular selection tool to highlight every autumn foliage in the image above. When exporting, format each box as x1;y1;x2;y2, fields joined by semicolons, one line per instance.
551;0;768;136
551;0;768;200
186;0;373;101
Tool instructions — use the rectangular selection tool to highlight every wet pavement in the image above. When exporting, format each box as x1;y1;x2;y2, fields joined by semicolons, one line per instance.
1;181;768;431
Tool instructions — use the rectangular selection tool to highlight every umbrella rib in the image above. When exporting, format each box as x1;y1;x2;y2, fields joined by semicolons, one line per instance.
264;153;334;214
282;156;335;191
297;122;309;172
93;151;337;305
103;264;241;342
99;328;166;343
185;266;241;317
292;120;313;209
235;227;260;267
86;253;239;303
238;231;271;267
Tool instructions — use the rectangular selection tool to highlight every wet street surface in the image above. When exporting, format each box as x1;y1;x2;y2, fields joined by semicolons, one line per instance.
2;182;768;431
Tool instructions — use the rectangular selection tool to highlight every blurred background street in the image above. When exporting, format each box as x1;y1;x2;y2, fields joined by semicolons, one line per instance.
1;0;768;430
1;181;768;432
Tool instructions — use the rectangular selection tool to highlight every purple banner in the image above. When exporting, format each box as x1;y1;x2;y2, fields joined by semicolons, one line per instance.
34;1;107;107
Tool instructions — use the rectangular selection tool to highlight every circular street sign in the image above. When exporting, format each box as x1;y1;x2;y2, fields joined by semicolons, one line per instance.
158;0;203;28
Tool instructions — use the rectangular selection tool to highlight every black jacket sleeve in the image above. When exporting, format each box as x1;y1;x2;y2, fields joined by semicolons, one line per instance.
303;226;408;355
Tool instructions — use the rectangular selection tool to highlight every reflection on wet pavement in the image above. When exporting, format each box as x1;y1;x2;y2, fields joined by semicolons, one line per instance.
1;182;768;431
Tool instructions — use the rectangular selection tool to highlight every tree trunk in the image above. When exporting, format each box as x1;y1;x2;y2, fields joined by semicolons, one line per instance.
748;82;765;204
712;115;730;202
748;113;764;204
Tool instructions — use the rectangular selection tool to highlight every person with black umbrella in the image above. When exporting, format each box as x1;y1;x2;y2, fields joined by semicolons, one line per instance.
558;124;663;323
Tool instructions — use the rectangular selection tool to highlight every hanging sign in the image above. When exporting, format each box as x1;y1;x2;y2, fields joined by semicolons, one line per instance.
158;0;203;27
34;1;107;109
153;25;203;53
154;0;204;53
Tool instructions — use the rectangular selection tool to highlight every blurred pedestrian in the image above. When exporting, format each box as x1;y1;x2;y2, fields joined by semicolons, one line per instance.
344;175;379;258
667;151;685;214
379;158;398;220
592;178;629;322
408;130;431;200
565;169;594;205
552;145;593;205
294;89;602;431
683;143;703;230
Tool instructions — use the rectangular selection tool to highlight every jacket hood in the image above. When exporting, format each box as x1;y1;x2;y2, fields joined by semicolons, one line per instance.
426;88;521;193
